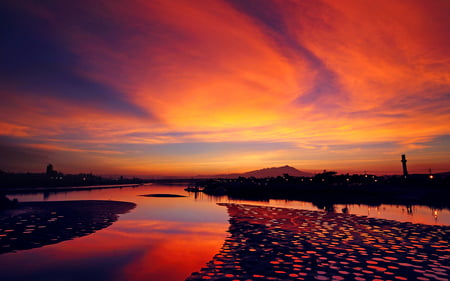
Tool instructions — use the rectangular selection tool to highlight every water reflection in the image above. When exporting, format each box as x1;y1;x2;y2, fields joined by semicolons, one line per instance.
189;192;450;225
1;185;449;281
1;185;229;281
0;217;227;281
433;209;439;223
0;200;135;254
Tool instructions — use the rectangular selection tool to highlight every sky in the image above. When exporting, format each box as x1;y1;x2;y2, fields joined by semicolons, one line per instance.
1;0;449;176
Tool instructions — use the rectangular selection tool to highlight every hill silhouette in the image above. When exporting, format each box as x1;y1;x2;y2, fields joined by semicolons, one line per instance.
194;165;312;179
240;165;312;178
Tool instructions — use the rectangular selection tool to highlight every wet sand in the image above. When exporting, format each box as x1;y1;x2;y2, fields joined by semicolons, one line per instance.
0;200;135;254
187;203;450;281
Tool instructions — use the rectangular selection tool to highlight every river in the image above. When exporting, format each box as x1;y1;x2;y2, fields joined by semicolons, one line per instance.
1;183;449;281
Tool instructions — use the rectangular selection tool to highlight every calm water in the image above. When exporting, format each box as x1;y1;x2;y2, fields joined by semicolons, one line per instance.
2;184;449;281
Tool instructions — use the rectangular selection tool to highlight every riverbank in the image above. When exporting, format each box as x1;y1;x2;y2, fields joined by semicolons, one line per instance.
187;203;450;281
193;177;450;209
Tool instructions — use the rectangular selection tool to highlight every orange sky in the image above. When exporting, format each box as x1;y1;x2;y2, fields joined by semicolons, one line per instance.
1;0;449;176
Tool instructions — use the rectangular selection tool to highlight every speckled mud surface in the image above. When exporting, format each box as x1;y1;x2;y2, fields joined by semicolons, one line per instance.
187;203;450;281
0;200;135;254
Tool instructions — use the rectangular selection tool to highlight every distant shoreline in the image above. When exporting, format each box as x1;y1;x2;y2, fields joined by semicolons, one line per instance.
1;183;144;195
189;175;450;209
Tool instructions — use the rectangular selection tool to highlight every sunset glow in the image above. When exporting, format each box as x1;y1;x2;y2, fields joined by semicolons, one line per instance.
1;0;449;176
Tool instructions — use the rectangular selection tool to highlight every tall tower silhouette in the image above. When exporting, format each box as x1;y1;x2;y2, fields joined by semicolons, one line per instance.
401;154;408;178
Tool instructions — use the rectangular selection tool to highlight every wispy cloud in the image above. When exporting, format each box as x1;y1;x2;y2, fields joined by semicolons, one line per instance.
1;0;449;174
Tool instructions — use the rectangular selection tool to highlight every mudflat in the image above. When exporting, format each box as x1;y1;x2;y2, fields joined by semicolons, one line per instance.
0;200;136;254
187;203;450;281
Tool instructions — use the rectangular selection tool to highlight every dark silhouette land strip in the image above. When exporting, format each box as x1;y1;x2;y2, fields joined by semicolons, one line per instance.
0;164;146;191
190;171;450;209
186;203;450;281
0;200;136;254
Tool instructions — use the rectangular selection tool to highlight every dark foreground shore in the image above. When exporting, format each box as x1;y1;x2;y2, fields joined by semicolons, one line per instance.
0;200;136;254
187;204;450;281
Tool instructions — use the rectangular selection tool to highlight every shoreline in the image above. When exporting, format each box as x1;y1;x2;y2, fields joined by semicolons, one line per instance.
1;183;143;195
196;183;450;210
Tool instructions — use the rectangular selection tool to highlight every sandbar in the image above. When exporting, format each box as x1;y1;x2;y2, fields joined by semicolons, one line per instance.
187;203;450;281
0;200;136;254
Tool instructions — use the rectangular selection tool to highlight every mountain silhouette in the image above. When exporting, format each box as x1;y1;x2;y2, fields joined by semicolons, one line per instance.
240;165;313;178
194;165;312;179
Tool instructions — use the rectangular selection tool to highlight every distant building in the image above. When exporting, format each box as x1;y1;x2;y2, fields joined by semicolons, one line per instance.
46;164;58;177
401;155;408;178
46;164;54;175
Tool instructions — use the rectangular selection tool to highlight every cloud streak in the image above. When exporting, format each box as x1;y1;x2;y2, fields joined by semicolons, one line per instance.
1;0;449;175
